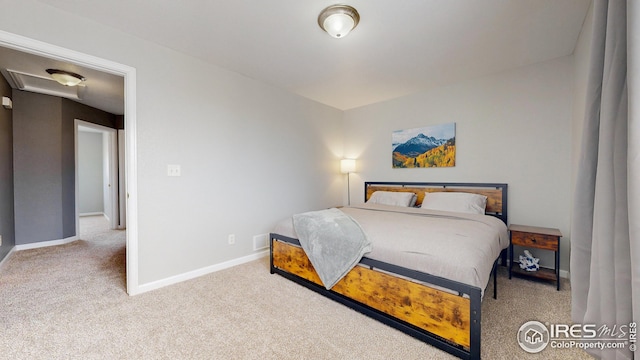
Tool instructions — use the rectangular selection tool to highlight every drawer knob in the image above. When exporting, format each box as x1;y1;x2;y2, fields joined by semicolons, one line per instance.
530;237;537;242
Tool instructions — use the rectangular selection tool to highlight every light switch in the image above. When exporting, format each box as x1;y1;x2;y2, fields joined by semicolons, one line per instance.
167;164;181;177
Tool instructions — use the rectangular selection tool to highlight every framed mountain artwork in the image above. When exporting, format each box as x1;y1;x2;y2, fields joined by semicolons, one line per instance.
392;123;456;168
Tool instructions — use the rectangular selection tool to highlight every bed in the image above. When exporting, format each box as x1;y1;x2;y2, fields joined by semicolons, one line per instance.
269;182;508;360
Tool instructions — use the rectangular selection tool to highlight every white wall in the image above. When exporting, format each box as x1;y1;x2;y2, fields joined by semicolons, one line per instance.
0;0;343;285
77;131;104;215
343;56;574;273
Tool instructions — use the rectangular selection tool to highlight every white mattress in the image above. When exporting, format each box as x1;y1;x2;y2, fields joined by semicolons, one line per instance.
273;203;509;293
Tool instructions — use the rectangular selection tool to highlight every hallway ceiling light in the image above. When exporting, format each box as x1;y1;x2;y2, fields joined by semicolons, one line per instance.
318;4;360;38
46;69;86;86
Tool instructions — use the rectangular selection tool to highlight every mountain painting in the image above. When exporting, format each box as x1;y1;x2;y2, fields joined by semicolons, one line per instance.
392;123;456;168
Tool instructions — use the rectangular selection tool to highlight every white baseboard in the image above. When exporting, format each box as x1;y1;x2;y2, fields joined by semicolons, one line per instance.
79;212;105;217
15;236;79;251
135;250;270;295
0;247;16;269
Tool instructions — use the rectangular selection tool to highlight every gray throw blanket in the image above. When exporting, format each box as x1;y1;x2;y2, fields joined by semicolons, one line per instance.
292;208;372;290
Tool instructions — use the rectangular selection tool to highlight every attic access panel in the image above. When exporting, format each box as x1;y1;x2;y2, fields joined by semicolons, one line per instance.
2;68;86;100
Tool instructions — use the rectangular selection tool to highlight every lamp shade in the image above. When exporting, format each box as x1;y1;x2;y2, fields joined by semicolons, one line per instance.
340;159;356;174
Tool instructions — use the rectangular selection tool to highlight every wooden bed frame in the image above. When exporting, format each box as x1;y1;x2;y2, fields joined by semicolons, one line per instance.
270;182;508;360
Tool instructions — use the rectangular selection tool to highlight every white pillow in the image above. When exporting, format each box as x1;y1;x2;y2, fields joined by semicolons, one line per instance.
420;192;487;214
367;191;417;207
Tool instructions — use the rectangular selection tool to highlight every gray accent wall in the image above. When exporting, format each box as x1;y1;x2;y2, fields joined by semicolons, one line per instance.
13;90;64;244
0;73;14;261
12;91;116;245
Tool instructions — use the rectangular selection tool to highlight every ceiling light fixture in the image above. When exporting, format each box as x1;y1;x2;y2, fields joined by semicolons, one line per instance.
46;69;86;87
318;4;360;39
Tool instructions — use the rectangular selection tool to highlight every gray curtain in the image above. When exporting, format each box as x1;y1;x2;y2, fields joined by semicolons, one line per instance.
571;1;639;359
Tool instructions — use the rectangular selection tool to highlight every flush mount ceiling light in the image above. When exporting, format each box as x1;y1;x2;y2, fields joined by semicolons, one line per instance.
46;69;86;87
318;4;360;38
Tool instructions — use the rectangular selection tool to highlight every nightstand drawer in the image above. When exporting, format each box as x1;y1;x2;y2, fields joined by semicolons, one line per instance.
511;231;559;251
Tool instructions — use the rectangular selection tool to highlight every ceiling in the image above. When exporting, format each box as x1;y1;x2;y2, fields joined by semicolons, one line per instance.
0;46;125;114
2;0;591;113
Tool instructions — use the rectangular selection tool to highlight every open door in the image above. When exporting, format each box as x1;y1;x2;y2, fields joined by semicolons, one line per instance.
118;129;126;229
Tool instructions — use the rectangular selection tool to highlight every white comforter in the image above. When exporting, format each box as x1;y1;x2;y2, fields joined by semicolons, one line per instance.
273;203;509;293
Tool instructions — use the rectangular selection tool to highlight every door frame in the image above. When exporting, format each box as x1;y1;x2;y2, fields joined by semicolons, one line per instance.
75;120;119;232
0;30;140;295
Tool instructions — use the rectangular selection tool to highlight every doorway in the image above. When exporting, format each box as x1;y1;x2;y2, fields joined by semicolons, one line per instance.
0;32;140;295
75;120;119;236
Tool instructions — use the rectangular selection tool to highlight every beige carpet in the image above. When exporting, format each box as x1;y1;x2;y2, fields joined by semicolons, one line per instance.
0;216;591;359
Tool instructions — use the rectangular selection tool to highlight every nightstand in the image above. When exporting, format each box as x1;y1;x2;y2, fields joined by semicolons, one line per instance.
508;224;562;290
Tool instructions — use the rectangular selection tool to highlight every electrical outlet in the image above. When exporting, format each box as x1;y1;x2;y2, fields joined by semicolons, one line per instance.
228;234;235;245
253;234;269;251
